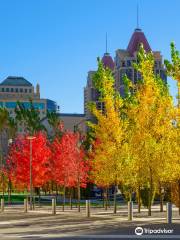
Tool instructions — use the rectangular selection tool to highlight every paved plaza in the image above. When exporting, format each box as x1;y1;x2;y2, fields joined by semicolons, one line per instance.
0;204;180;239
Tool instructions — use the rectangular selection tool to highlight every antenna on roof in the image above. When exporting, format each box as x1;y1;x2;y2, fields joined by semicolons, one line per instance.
106;32;108;54
137;3;140;29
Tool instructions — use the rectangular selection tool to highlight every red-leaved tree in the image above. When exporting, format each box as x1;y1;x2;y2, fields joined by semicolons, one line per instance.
51;131;89;211
7;132;51;191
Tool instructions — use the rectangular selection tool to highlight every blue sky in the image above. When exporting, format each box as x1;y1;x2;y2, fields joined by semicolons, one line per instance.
0;0;179;113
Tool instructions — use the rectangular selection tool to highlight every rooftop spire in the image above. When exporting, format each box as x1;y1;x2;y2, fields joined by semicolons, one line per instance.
102;33;115;70
137;4;139;29
105;32;108;54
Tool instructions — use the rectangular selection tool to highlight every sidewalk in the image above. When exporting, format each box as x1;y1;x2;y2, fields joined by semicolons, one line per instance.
0;204;179;239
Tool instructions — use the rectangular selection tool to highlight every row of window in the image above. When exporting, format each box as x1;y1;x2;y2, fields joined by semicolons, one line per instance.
116;59;162;68
0;102;45;110
119;69;166;84
0;88;32;93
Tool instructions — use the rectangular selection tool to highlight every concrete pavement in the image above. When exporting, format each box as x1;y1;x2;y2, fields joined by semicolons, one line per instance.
0;204;180;239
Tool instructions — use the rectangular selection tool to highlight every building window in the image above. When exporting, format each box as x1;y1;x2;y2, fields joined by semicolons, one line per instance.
156;70;160;75
1;88;4;92
16;88;18;92
29;89;32;93
20;88;23;93
5;102;17;108
127;60;131;67
120;69;126;84
126;69;132;80
11;88;14;92
6;88;9;92
122;61;125;67
25;89;27;93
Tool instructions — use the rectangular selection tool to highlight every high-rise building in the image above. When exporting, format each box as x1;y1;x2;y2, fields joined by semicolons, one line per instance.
84;28;167;120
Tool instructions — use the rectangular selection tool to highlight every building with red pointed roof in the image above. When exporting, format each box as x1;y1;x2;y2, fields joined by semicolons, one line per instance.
127;28;151;56
102;52;115;70
84;28;167;120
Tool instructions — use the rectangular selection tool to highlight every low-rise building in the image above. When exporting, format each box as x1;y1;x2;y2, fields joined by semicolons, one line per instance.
41;113;86;136
0;76;57;121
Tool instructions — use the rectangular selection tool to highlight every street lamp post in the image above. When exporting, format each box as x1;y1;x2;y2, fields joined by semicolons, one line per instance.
27;136;36;210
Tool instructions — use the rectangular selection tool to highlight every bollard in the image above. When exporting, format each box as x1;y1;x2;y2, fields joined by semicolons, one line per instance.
52;198;56;215
24;199;28;213
86;200;90;218
1;198;4;212
128;201;133;221
166;202;172;224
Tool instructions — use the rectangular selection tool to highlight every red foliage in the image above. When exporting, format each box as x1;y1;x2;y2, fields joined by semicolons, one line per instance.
7;132;51;190
51;131;89;188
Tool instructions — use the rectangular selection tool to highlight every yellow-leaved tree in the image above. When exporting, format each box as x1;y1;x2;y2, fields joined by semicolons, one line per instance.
88;59;128;213
164;43;180;213
124;45;178;215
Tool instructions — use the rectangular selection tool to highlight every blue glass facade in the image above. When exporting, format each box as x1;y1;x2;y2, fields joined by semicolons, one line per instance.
0;100;57;112
46;99;57;112
0;76;58;116
4;102;45;110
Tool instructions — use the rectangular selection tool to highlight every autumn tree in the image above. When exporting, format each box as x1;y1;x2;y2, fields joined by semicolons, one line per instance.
7;132;51;192
88;59;128;213
124;45;178;215
0;107;17;197
51;131;89;211
165;42;180;110
164;43;180;213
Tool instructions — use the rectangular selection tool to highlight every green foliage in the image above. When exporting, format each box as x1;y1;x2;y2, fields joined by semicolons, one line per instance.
47;110;62;139
0;107;9;132
140;187;156;208
165;42;180;80
92;58;115;100
15;100;46;135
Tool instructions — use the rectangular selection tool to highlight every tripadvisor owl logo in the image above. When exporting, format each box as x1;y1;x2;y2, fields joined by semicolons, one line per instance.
135;226;174;235
135;227;143;235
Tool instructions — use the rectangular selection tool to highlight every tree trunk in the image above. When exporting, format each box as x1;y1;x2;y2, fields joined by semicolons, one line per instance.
105;187;108;210
55;183;58;197
51;181;54;195
2;173;5;197
38;188;41;208
148;188;151;216
178;180;180;215
102;189;105;208
148;169;153;216
8;178;11;205
107;188;110;208
159;184;164;212
74;188;77;208
160;193;163;212
33;188;35;210
137;185;141;213
69;188;72;210
62;185;66;211
77;182;81;212
113;185;117;214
